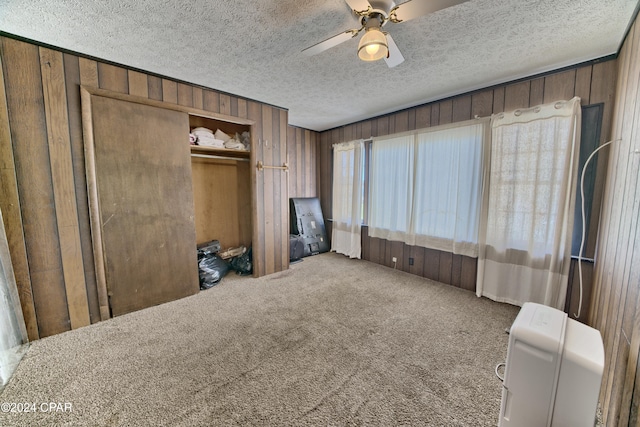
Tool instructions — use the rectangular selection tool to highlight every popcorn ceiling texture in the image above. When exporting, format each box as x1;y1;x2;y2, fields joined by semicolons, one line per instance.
0;0;635;131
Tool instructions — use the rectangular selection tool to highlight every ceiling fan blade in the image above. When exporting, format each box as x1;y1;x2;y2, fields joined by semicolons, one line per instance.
384;34;404;68
391;0;469;23
302;29;359;56
344;0;373;14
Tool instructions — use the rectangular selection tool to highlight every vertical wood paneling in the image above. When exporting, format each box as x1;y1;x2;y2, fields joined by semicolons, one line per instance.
438;251;453;284
361;120;372;139
450;254;462;287
270;108;282;272
452;96;471;122
394;110;409;133
262;106;275;274
415;105;431;129
78;58;98;87
298;128;305;197
589;15;640;426
343;123;354;142
601;23;639;424
369;236;381;264
575;66;592;105
220;94;231;115
248;101;264;276
460;256;477;292
430;103;440;127
238;98;247;119
39;47;90;329
354;122;362;139
408;245;425;277
63;53;100;324
97;63;128;94
318;131;330;219
566;261;594;323
287;126;297;197
161;79;178;103
230;97;238;117
370;118;378;137
298;128;306;197
377;116;389;137
529;78;545;106
423;249;440;281
589;60;619;261
192;87;203;110
390;240;404;270
177;83;193;107
592;59;627;333
471;91;492;118
127;70;148;98
407;109;416;131
147;76;162;101
361;226;370;261
1;38;69;337
504;81;530;111
626;312;640;424
543;69;576;102
304;130;313;197
0;39;39;340
306;130;314;197
315;133;322;198
279;110;289;271
439;100;453;125
493;87;505;113
203;90;219;113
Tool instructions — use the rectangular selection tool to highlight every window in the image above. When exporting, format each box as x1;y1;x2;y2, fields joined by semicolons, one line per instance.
331;140;366;258
368;134;414;240
367;120;488;257
476;97;582;309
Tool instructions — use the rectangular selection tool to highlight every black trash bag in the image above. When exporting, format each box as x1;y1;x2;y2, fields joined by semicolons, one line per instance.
198;252;230;289
230;247;252;276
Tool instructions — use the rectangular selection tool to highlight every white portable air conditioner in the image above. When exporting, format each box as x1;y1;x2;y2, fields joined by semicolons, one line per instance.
498;302;604;426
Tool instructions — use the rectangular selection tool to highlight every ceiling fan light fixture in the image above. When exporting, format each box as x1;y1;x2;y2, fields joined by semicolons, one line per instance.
357;27;388;61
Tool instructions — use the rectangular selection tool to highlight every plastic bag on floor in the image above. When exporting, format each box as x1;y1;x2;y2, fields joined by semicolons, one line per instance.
198;252;230;289
230;247;252;276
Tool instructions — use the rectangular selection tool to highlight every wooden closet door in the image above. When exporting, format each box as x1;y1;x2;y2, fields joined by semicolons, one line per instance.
88;94;198;316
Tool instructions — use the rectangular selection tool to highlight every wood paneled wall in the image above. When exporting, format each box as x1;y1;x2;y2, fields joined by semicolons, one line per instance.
362;226;477;292
319;59;618;306
0;36;317;339
589;14;640;425
288;126;319;199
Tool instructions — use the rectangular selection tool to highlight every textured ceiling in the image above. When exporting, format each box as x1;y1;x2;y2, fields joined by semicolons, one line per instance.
1;0;638;131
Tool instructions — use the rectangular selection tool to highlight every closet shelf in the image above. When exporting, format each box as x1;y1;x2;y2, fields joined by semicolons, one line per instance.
190;145;250;159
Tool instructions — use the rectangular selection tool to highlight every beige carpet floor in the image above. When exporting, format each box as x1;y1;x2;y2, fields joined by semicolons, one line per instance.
0;252;519;426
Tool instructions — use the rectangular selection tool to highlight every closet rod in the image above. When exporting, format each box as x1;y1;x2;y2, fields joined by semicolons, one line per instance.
190;153;250;162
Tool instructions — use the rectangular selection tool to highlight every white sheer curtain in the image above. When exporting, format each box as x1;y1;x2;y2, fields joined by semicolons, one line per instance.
368;121;488;257
412;123;488;256
477;97;581;309
331;140;365;258
368;134;414;242
0;207;28;390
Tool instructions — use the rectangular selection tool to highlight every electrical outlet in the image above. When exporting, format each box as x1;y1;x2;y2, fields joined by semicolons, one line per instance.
392;257;397;263
409;257;414;266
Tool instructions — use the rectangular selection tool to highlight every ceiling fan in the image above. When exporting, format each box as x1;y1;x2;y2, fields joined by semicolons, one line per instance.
302;0;469;68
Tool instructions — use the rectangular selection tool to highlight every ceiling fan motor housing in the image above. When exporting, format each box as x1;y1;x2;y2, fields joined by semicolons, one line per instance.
368;0;396;14
361;12;387;29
